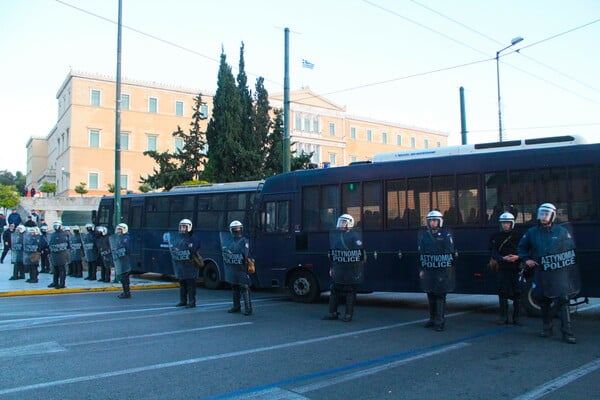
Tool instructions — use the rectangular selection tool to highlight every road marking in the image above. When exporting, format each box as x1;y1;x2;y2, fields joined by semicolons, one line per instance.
0;342;66;358
66;322;253;346
513;358;600;400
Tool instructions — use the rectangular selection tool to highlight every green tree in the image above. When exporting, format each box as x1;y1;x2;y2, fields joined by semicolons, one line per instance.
138;183;152;193
14;171;26;193
203;48;244;182
0;184;20;210
39;181;56;196
0;170;16;187
74;182;88;197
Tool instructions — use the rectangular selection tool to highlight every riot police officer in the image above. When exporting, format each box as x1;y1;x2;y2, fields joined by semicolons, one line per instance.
47;221;71;289
39;225;51;273
169;219;202;308
23;227;42;283
82;223;99;280
222;221;253;315
112;223;132;299
96;226;113;283
489;212;523;325
322;214;365;322
418;210;457;332
9;224;25;280
70;226;84;278
518;203;580;344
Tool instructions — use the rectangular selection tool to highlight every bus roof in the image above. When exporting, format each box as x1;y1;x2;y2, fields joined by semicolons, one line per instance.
170;180;263;192
372;135;585;163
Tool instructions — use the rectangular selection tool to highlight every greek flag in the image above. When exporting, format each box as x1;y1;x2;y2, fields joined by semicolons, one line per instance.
302;59;315;69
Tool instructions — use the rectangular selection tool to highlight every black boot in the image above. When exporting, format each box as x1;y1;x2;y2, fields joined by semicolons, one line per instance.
56;266;66;289
539;300;553;338
425;294;436;328
176;281;188;306
48;271;59;288
9;264;19;280
497;296;509;325
559;300;576;344
228;286;241;313
434;295;446;331
342;290;355;322
118;273;131;298
186;281;196;308
242;286;252;316
512;296;523;326
323;288;340;320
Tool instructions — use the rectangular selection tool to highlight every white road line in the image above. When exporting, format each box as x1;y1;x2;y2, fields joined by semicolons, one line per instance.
66;322;253;346
513;358;600;400
0;342;66;358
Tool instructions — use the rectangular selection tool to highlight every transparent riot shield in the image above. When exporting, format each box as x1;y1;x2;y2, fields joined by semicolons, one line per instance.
81;232;98;262
109;234;131;276
48;231;71;268
220;232;250;286
540;224;581;298
11;232;24;264
23;231;41;267
417;228;456;293
70;233;83;262
168;232;198;280
97;235;114;271
329;228;365;285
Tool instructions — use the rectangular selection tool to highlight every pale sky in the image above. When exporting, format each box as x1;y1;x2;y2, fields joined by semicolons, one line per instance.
1;0;599;174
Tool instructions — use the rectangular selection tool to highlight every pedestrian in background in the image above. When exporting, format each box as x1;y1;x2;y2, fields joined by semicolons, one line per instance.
1;223;15;264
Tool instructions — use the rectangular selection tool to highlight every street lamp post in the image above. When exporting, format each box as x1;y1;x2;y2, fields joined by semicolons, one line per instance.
496;36;523;142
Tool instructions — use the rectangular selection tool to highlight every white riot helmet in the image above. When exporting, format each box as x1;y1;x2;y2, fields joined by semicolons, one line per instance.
85;223;95;232
52;220;63;231
16;225;26;234
336;214;354;229
229;220;243;237
498;212;515;230
40;225;48;232
179;218;192;232
426;210;444;228
537;203;557;223
72;226;80;233
96;226;108;236
116;223;128;234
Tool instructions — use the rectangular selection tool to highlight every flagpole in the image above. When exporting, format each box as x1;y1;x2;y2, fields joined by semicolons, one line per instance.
283;27;290;173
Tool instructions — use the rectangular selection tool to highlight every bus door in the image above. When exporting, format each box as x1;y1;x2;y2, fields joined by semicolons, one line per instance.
126;200;143;270
254;198;293;289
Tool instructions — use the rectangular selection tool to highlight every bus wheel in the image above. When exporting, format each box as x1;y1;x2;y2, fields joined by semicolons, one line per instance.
202;262;222;290
521;287;541;317
289;269;319;303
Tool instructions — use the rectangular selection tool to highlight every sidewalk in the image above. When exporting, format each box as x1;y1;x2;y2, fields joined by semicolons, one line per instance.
0;257;179;297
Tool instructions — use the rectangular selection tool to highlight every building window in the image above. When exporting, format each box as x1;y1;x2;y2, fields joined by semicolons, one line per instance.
396;134;402;146
120;133;129;150
149;97;158;113
304;116;311;132
200;104;209;119
382;132;388;144
313;117;320;133
329;152;337;165
411;137;416;148
329;122;336;136
120;175;128;190
424;139;429;148
121;93;130;110
90;89;101;106
350;127;357;140
295;114;302;130
350;156;357;163
89;130;100;148
367;129;373;142
147;135;157;151
175;100;184;116
437;141;441;147
174;138;184;153
89;173;99;190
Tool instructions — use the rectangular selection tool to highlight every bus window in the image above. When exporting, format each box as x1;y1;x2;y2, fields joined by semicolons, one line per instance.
386;179;407;229
262;201;290;233
121;198;130;225
145;196;169;228
321;185;338;230
302;186;319;231
363;181;382;230
569;166;596;221
342;182;362;227
510;169;537;223
227;193;247;210
408;177;430;227
458;174;480;225
485;172;509;225
196;211;225;230
539;168;568;222
97;204;111;226
432;176;459;226
169;195;195;227
130;205;142;229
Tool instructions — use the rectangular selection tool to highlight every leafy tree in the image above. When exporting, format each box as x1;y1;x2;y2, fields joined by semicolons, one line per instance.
107;183;127;193
253;76;272;177
74;182;88;197
39;181;56;196
0;170;16;187
14;171;26;193
138;183;152;193
203;48;244;182
140;149;188;191
0;184;20;210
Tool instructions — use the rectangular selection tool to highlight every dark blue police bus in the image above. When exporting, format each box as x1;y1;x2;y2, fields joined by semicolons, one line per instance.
254;135;599;314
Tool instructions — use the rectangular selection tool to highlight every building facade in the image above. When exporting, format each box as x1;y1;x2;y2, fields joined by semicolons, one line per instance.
26;71;447;197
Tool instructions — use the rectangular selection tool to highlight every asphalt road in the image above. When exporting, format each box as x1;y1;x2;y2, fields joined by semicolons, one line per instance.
1;288;599;400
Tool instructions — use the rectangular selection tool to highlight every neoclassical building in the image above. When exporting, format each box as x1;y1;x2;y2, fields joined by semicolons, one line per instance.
26;71;447;196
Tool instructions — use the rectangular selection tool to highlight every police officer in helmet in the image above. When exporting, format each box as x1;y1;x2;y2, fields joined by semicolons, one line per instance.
171;219;201;308
222;220;253;315
518;203;580;344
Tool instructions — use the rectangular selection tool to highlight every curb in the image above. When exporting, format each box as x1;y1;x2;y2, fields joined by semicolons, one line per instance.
0;283;180;297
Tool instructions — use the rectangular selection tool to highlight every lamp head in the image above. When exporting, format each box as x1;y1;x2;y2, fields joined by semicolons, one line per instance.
511;36;524;45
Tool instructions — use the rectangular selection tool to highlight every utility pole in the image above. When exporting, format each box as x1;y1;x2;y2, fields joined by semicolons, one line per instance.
114;0;123;228
283;27;290;173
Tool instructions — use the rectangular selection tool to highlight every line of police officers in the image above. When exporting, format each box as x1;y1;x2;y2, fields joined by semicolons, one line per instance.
322;203;580;345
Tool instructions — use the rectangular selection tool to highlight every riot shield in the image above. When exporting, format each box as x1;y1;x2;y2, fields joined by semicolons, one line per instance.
96;235;114;270
168;232;198;280
10;232;24;264
48;231;71;267
82;232;98;262
23;231;41;266
329;229;365;285
109;234;131;276
70;233;83;262
417;229;456;293
220;232;250;286
539;224;581;298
